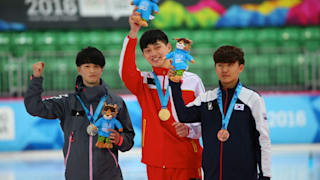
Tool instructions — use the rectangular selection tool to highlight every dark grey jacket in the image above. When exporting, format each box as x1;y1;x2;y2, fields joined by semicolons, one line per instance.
24;75;135;180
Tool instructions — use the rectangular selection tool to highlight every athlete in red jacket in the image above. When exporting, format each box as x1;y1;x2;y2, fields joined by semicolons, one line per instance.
118;9;204;180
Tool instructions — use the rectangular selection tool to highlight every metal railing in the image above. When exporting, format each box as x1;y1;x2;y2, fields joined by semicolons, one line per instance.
0;50;319;97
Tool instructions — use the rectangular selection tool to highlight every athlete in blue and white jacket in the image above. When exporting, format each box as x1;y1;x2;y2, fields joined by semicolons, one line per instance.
169;45;271;180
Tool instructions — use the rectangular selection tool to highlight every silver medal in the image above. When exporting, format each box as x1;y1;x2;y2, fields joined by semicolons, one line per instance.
87;124;98;136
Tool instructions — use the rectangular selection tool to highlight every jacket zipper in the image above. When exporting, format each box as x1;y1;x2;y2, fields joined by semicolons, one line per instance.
142;119;146;147
220;89;228;180
89;105;93;180
162;74;166;169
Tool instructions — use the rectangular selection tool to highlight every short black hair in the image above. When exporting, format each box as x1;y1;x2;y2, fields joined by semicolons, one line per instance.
76;46;105;67
139;29;169;51
213;45;245;65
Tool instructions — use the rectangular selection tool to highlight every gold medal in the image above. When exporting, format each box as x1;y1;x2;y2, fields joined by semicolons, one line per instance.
158;108;171;121
87;124;98;136
217;129;230;142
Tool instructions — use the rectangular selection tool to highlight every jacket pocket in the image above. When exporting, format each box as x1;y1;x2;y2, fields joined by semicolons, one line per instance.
65;131;74;167
64;116;87;179
64;116;87;167
142;118;146;147
190;139;198;153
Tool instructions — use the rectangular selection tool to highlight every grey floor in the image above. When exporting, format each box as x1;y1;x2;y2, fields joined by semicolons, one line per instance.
0;145;320;180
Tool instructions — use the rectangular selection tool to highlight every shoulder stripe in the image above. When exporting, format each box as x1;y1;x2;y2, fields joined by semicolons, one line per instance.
119;36;130;80
186;88;218;107
44;94;69;100
119;36;129;80
238;86;261;110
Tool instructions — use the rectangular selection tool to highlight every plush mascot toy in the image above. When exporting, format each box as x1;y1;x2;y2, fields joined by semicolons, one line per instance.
95;103;123;149
131;0;159;27
165;38;195;82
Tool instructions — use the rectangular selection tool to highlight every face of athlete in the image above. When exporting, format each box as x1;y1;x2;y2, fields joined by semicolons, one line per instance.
215;61;244;89
77;63;103;87
142;40;172;68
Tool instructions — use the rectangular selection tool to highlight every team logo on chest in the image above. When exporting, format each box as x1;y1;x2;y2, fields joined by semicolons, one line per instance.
207;102;213;110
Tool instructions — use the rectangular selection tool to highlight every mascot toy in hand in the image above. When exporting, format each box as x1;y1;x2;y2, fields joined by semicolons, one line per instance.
131;0;159;27
165;38;195;82
95;103;123;149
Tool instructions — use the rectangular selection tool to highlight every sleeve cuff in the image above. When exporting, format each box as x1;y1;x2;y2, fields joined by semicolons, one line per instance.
127;35;137;40
169;80;181;86
30;75;43;81
118;136;123;146
187;126;190;136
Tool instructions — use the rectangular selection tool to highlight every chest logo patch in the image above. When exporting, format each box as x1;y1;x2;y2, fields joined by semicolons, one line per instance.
207;102;213;110
234;103;244;111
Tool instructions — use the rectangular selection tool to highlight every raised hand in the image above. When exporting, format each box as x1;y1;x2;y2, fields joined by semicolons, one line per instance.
129;6;141;39
32;61;44;78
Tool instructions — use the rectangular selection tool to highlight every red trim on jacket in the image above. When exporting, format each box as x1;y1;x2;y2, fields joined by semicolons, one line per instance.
118;136;124;146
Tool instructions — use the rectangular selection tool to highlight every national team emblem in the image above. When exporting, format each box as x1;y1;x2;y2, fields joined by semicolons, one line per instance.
234;103;244;111
207;102;213;110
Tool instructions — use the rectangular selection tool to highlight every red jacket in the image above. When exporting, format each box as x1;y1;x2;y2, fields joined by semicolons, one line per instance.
119;36;203;168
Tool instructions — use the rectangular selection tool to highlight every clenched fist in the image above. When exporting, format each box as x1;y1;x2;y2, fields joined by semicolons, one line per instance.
32;61;44;78
173;122;189;138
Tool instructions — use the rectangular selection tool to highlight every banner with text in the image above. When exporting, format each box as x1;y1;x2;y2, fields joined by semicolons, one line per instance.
1;0;318;30
0;93;319;151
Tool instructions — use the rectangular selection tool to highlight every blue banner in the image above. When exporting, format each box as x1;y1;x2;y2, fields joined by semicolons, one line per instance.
0;94;320;151
0;100;63;151
265;95;320;143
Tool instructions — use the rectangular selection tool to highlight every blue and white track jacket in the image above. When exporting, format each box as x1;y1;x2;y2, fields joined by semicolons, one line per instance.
170;80;271;180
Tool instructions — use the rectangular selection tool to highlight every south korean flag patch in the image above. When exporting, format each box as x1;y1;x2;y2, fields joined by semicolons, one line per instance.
234;103;244;111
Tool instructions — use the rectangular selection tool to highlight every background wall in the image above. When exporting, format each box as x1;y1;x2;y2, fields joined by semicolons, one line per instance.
0;0;319;30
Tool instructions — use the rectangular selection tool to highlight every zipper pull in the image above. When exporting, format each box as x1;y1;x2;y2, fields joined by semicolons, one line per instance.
70;132;75;143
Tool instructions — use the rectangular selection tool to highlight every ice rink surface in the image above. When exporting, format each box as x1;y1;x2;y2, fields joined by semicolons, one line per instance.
0;144;319;180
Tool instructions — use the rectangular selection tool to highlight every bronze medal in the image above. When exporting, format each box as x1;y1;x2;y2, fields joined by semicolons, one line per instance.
158;108;171;121
87;124;98;136
217;129;230;142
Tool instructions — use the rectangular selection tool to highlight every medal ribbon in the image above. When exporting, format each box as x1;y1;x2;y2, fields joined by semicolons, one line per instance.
75;95;107;124
217;82;242;130
152;72;170;109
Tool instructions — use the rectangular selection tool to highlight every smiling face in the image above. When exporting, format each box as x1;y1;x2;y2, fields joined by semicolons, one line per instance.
142;40;171;68
77;63;103;87
215;61;244;89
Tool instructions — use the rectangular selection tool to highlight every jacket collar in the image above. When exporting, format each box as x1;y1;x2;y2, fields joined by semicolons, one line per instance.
152;67;168;75
218;79;240;93
75;75;108;104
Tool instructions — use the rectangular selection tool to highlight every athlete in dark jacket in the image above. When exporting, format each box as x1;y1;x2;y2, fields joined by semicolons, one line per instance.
169;45;271;180
24;47;135;180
